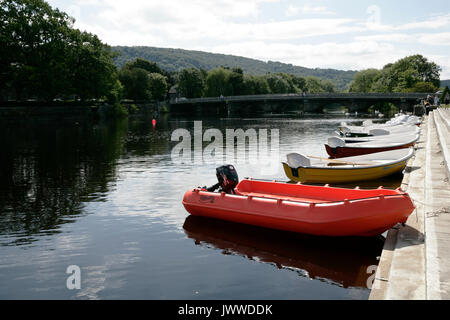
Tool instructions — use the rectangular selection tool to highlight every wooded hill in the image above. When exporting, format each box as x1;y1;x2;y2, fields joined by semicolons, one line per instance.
441;80;450;88
112;46;357;91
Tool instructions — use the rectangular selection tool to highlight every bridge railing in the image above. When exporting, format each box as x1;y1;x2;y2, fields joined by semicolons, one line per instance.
171;92;432;104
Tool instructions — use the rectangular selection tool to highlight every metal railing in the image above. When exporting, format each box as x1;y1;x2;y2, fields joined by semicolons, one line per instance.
172;92;432;104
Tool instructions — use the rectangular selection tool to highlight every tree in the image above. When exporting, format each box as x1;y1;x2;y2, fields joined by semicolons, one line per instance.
107;79;124;103
320;79;336;93
119;67;151;100
275;73;300;93
205;67;232;97
0;0;74;99
123;58;164;75
305;77;325;93
69;30;118;101
177;68;204;98
349;69;381;93
242;75;271;95
291;76;306;92
350;55;441;93
148;73;168;101
228;67;245;96
265;74;290;94
396;55;441;88
0;0;118;101
119;58;169;101
410;82;437;93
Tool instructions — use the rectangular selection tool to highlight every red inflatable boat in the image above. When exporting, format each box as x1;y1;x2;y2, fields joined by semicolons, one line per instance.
182;179;415;237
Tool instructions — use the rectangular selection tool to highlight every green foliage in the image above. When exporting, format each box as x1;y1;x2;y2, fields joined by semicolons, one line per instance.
107;79;124;103
119;67;152;100
320;79;337;93
370;103;399;118
441;86;450;104
160;103;169;113
118;58;168;101
69;30;118;101
129;104;140;114
269;73;301;93
409;82;437;93
0;0;118;101
177;68;205;98
112;102;128;117
291;75;306;91
123;58;163;75
112;46;356;91
228;67;245;95
265;74;291;94
349;69;382;92
304;77;325;93
350;55;441;93
241;75;271;95
148;72;168;101
177;66;332;97
205;67;233;97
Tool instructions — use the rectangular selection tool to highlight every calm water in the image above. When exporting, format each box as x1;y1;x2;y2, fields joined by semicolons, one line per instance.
0;114;400;300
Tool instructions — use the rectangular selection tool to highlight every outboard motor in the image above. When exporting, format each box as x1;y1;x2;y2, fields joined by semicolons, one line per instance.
206;165;239;194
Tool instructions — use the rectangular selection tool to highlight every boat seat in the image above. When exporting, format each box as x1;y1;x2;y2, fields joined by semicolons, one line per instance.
327;137;346;148
369;129;389;136
363;120;373;127
340;126;351;134
287;153;310;168
239;192;329;204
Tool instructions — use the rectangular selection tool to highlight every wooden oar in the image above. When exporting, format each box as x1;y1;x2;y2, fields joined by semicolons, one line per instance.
307;155;376;166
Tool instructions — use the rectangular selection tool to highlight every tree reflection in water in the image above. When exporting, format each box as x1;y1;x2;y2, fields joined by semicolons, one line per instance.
0;118;128;244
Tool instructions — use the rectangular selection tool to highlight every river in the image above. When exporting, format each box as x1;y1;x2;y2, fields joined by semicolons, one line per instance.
0;114;401;300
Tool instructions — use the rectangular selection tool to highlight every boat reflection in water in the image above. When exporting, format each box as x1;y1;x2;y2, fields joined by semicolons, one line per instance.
183;215;384;289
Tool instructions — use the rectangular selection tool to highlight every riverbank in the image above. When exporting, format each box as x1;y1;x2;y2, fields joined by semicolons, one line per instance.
370;108;450;300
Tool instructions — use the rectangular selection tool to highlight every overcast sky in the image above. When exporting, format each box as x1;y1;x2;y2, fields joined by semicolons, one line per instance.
47;0;450;79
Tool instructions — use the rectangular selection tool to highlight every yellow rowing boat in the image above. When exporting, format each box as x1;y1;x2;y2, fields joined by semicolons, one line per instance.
282;148;414;184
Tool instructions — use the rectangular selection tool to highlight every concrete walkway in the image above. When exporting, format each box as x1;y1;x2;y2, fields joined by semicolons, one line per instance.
370;109;450;300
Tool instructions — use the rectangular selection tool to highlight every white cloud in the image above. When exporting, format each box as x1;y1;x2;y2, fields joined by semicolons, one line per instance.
300;5;335;15
208;40;405;71
397;13;450;31
363;13;450;32
355;32;450;46
285;5;299;17
69;1;360;46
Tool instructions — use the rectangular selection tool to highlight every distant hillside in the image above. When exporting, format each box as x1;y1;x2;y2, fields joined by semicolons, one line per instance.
112;46;357;91
441;80;450;88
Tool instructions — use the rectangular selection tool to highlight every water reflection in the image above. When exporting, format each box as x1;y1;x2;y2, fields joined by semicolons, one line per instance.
0;119;128;245
183;216;383;289
0;114;391;299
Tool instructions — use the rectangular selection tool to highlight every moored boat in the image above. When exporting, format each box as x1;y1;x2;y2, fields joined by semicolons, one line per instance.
282;148;414;183
340;131;419;144
338;124;420;138
325;134;419;158
182;166;415;237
